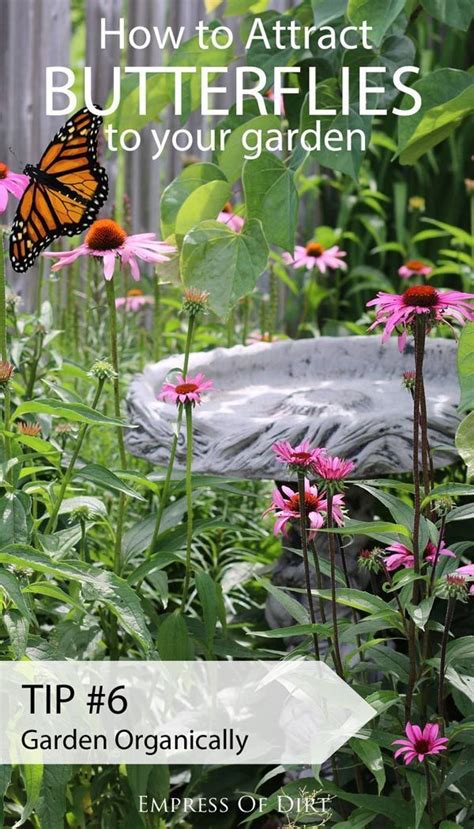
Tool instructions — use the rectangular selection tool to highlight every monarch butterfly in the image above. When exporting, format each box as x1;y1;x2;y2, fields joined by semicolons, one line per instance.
10;107;108;273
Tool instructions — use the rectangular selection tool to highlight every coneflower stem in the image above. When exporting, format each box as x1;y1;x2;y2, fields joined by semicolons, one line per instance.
429;514;447;595
438;597;456;722
104;277;127;575
309;539;326;624
412;318;426;592
327;490;344;678
425;764;434;824
147;314;196;556
297;473;320;659
181;403;194;610
45;379;106;533
0;230;11;462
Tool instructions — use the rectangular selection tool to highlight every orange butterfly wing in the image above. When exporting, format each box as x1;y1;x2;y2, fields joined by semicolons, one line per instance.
10;108;108;273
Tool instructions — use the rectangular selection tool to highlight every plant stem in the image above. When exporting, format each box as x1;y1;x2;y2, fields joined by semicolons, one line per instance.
428;514;447;595
45;379;105;533
181;403;194;611
153;278;162;362
297;473;320;659
147;314;196;556
0;229;11;462
309;539;326;624
412;318;426;589
327;491;344;678
25;329;44;399
438;597;456;722
425;763;434;824
104;277;127;575
241;295;250;345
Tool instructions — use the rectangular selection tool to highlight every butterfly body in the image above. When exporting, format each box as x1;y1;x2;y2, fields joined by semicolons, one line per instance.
10;107;108;273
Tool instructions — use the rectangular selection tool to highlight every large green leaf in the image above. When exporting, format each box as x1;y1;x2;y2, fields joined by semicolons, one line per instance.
0;546;152;652
36;766;72;829
0;765;12;826
397;69;474;165
456;411;474;479
157;611;195;660
243;151;298;251
0;567;33;622
406;770;427;829
0;492;31;547
312;587;402;628
13;399;127;427
74;464;145;501
217;115;281;183
299;82;372;179
312;0;347;26
175;180;231;246
458;323;474;412
348;0;405;45
195;571;219;649
160;163;227;238
421;0;473;29
350;737;386;794
14;765;43;828
181;219;269;318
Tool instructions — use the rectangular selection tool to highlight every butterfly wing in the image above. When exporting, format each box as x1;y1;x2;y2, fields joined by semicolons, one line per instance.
10;108;108;273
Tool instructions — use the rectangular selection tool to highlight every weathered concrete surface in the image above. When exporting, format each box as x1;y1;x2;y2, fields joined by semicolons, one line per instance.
126;336;459;478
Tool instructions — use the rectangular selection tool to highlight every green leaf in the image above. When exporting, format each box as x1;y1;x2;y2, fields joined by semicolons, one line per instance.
13;398;127;427
348;0;405;45
321;518;411;540
258;578;309;625
350;737;386;794
175;180;232;246
456;411;474;479
312;587;402;627
397;69;474;165
299;82;372;179
312;0;347;26
14;765;43;828
36;766;72;829
3;610;29;659
157;611;195;660
161;162;227;238
446;636;474;666
0;492;31;547
366;644;410;681
195;571;218;649
181;219;269;318
15;434;61;465
217;115;281;183
421;0;473;29
458;323;474;412
406;769;427;829
0;546;152;652
243;151;298;250
74;464;145;501
0;765;12;826
0;566;33;621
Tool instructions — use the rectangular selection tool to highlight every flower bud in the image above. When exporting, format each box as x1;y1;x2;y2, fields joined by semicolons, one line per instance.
88;359;117;381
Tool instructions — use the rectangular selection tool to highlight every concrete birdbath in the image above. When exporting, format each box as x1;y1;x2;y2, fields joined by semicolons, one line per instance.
125;336;460;477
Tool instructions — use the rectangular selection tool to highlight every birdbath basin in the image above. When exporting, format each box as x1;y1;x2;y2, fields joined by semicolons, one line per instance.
125;336;460;477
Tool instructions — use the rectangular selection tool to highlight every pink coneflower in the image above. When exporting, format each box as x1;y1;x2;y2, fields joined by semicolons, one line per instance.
393;723;448;764
115;288;154;312
367;285;474;351
264;479;345;540
217;203;244;233
158;372;213;407
398;260;432;280
43;218;176;281
272;439;323;473
384;539;456;572
313;453;355;482
283;242;347;274
0;162;29;213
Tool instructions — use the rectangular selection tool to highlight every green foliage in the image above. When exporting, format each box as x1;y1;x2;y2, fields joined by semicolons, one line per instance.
347;0;406;46
458;323;474;412
181;219;269;317
243;150;298;250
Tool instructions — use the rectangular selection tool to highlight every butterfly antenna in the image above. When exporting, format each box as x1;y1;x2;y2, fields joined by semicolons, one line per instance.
8;146;24;166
